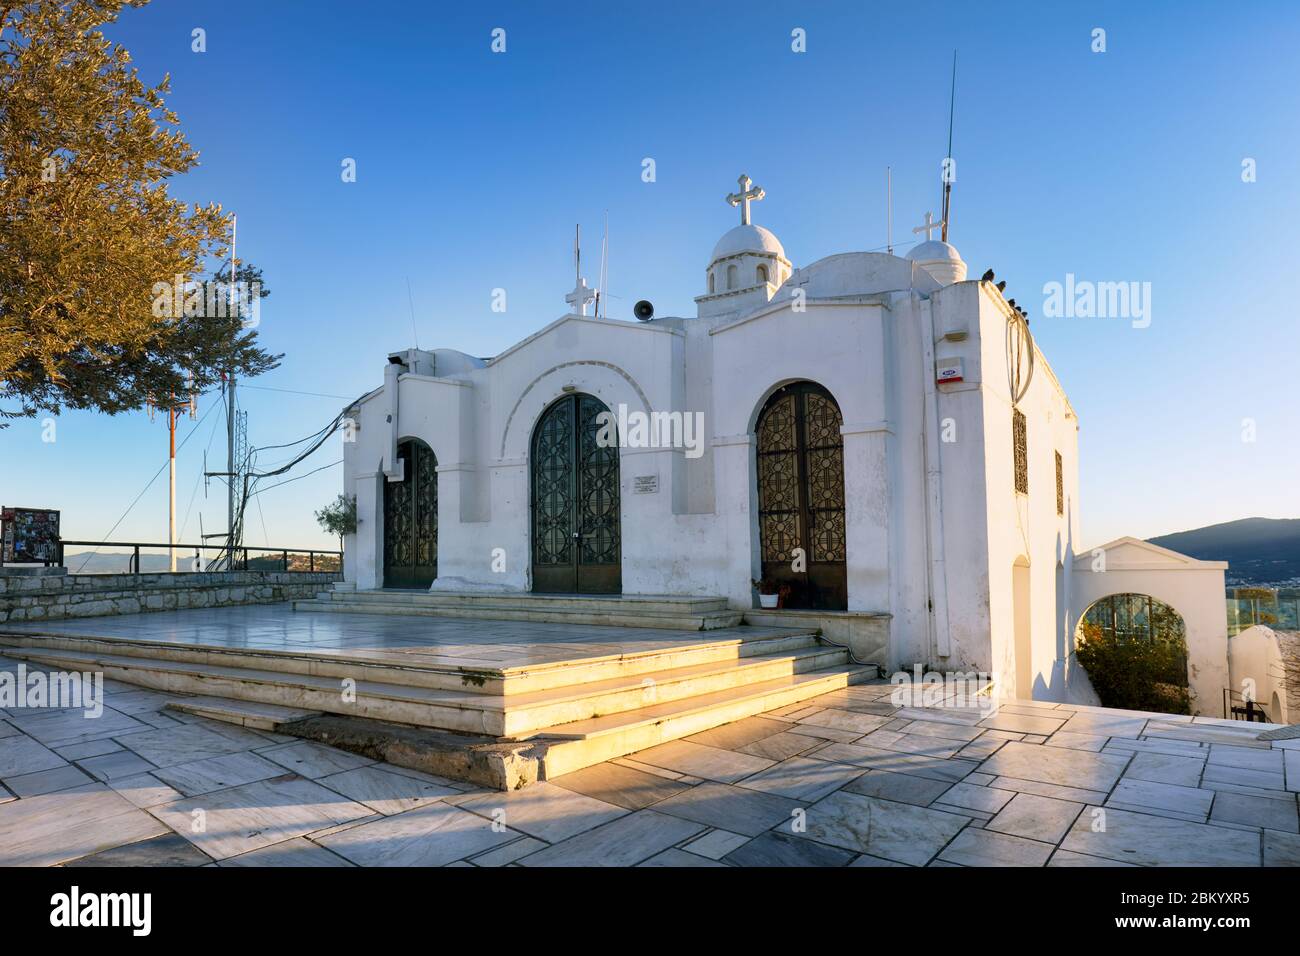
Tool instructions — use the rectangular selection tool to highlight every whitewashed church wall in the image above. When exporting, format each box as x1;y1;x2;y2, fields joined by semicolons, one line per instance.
489;317;680;462
971;284;1081;699
680;320;717;515
711;300;894;614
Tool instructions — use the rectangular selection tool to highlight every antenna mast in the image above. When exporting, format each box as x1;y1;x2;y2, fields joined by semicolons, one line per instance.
886;167;894;255
941;51;957;243
405;277;419;349
598;210;608;319
226;214;236;569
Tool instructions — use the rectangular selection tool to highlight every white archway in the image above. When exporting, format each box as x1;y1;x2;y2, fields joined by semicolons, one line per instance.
1071;537;1228;716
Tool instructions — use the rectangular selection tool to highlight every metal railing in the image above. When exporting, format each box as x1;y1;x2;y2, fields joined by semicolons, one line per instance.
55;540;341;575
1222;687;1272;723
1226;587;1300;635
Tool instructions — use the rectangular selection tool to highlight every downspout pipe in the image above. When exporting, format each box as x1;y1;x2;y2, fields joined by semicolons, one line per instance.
920;297;952;660
382;357;405;483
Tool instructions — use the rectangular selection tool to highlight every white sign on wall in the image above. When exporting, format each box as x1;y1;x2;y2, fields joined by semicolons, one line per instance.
634;475;659;495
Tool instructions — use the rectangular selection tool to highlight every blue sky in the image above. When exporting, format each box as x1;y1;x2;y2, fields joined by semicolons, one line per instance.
3;0;1298;552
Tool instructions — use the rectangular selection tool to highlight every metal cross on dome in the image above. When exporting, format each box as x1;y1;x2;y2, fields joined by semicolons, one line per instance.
912;211;946;242
726;173;766;226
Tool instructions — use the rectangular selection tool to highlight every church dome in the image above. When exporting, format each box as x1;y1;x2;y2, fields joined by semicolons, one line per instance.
906;239;967;285
711;223;784;262
906;239;962;264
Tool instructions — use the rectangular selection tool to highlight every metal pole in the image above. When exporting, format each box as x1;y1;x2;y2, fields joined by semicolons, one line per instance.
169;400;177;572
227;215;237;571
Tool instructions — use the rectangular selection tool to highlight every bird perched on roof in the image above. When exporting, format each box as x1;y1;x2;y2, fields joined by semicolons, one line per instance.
981;269;995;282
996;280;1006;293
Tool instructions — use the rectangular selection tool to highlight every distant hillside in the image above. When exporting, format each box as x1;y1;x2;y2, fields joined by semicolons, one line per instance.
1148;518;1300;585
63;551;178;573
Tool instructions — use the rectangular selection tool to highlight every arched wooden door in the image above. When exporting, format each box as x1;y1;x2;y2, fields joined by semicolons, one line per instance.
756;382;847;610
531;393;621;594
383;438;437;588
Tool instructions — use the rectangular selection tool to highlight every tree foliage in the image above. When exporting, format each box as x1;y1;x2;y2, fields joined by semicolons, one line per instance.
315;494;357;549
1075;619;1192;716
0;0;279;424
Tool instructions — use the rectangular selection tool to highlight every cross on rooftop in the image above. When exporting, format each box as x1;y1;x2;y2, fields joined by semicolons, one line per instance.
726;173;766;226
912;211;946;242
566;277;595;316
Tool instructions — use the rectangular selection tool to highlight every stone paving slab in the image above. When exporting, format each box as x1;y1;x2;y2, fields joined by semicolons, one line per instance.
314;800;516;866
650;780;801;836
516;809;705;867
939;828;1054;866
985;792;1084;843
1060;806;1262;866
3;651;1296;868
152;775;374;860
979;741;1128;792
454;781;626;843
548;761;692;810
793;790;970;865
0;784;169;866
1107;777;1214;822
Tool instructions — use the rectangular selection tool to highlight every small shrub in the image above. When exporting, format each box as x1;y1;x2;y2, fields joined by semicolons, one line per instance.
1074;621;1191;715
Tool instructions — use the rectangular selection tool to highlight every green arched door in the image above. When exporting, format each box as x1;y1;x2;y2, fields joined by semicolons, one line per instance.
531;393;621;594
383;438;437;588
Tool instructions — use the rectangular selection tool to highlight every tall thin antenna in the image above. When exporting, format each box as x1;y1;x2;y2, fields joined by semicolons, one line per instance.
941;50;957;243
886;167;894;255
598;210;609;319
226;214;237;568
574;224;581;286
405;277;420;349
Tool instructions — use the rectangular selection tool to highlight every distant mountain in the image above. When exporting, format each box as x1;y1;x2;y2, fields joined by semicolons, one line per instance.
1148;518;1300;586
63;551;180;573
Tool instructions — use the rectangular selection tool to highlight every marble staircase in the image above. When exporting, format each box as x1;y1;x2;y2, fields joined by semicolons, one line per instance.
0;626;872;779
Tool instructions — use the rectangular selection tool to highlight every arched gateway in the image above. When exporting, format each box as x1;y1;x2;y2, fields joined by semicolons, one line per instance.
530;393;622;593
755;381;847;610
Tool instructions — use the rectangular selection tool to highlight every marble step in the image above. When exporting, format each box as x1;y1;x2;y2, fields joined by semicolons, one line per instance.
294;595;743;630
1;645;507;734
1;640;849;737
321;590;733;614
495;644;849;734
535;664;878;778
0;628;819;696
164;696;320;731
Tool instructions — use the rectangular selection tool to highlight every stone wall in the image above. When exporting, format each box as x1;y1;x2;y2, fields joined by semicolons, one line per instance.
0;571;340;624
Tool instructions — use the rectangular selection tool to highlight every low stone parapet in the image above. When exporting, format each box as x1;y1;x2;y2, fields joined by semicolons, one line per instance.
0;570;340;623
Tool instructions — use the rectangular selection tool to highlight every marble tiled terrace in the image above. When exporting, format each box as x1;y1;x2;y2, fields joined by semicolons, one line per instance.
0;604;747;670
1;652;1297;867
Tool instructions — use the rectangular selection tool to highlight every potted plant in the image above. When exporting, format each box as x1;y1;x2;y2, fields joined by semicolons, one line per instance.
753;578;781;609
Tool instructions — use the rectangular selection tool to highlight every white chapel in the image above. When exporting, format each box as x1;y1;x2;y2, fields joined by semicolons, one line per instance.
339;175;1233;711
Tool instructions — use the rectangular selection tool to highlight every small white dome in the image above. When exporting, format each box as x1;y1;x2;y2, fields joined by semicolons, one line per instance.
906;238;967;286
711;223;784;262
906;240;962;264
